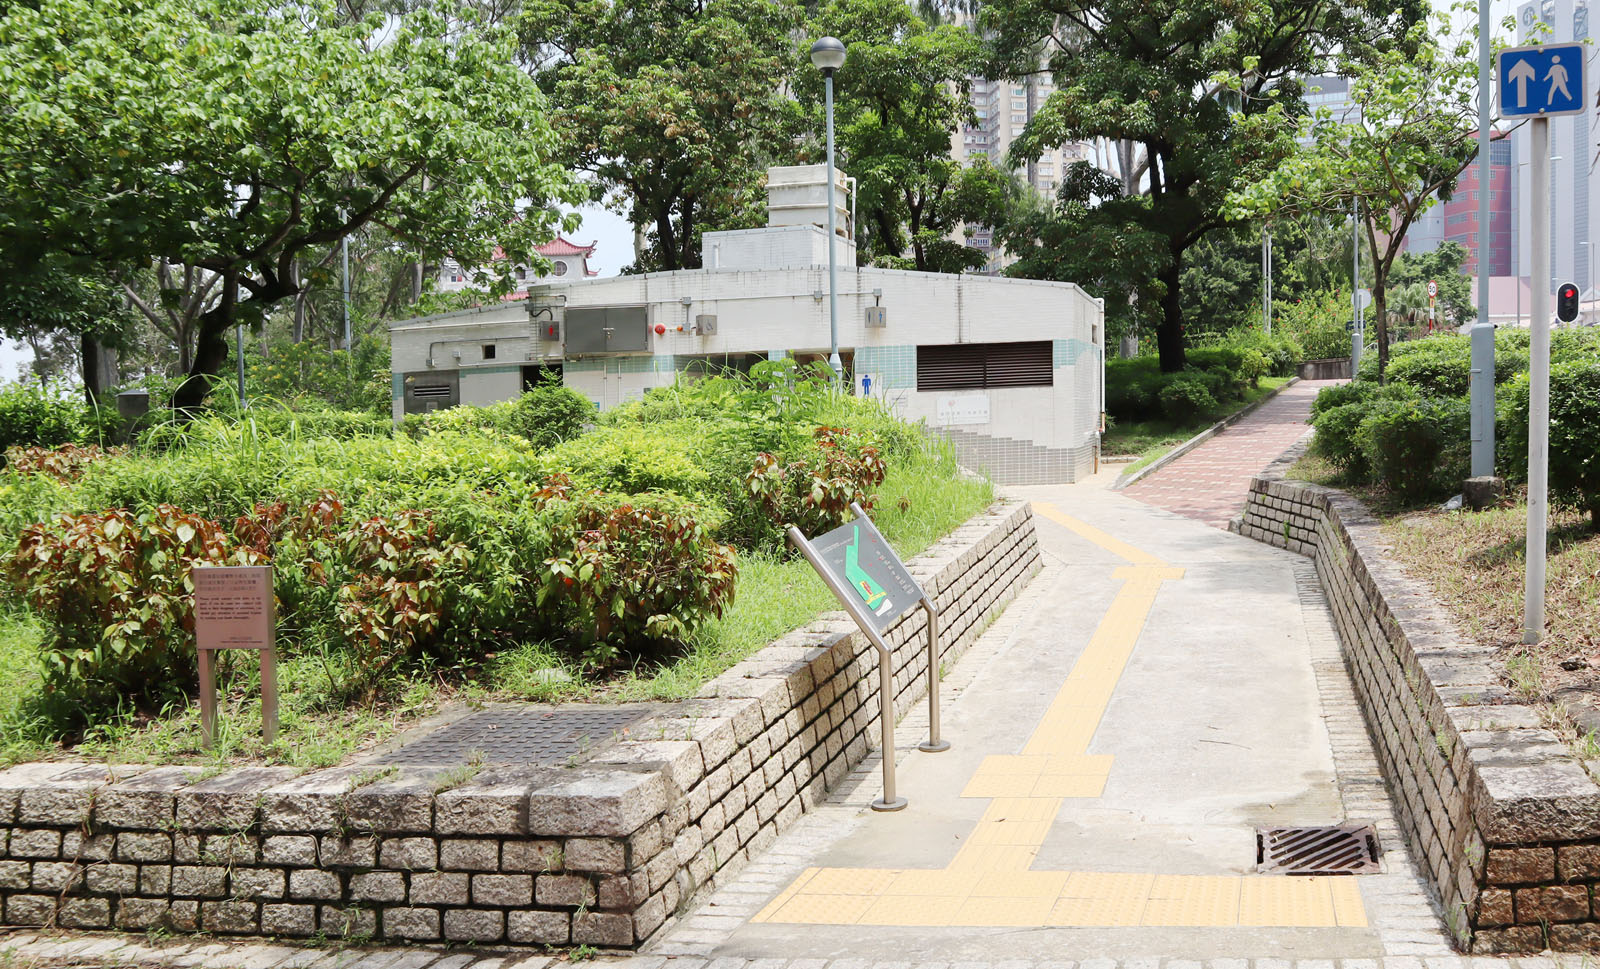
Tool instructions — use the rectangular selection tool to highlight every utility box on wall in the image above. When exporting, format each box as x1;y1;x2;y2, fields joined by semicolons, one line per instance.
865;306;887;328
695;314;718;335
403;371;459;414
565;306;649;353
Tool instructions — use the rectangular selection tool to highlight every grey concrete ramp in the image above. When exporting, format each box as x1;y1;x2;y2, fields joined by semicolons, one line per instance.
646;477;1452;962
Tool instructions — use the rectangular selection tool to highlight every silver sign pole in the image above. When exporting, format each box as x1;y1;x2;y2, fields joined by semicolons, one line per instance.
787;524;908;811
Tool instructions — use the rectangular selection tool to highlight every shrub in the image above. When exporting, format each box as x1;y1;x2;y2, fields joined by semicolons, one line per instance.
538;490;738;668
1275;289;1353;360
1105;357;1165;423
1158;376;1217;423
335;510;477;683
1311;404;1371;478
1355;395;1470;499
4;444;124;483
540;423;715;499
738;426;889;550
505;379;594;450
1499;361;1600;527
8;505;261;712
1310;381;1375;420
0;382;115;455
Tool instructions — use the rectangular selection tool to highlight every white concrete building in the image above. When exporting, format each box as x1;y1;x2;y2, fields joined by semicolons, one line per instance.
390;166;1106;485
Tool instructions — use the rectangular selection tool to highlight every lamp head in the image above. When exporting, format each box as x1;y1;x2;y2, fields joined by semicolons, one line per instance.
810;36;846;74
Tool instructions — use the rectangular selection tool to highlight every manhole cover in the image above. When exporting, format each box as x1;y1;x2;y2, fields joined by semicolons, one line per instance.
375;707;652;766
1256;824;1382;875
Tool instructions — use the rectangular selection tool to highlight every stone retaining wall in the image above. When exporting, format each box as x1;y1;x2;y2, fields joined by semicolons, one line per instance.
1233;477;1600;953
0;502;1040;950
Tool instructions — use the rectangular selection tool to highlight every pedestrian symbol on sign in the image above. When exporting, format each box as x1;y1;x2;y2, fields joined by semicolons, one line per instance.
1499;43;1589;118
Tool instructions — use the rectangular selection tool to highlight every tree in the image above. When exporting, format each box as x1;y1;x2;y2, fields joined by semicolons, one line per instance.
1229;18;1480;378
0;252;134;397
0;0;582;410
982;0;1420;371
518;0;802;272
1389;241;1473;330
799;0;1014;273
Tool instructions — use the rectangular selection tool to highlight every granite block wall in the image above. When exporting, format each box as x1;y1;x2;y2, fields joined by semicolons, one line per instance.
0;502;1040;949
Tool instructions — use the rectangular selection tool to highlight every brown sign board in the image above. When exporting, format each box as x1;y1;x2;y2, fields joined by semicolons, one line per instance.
194;566;275;651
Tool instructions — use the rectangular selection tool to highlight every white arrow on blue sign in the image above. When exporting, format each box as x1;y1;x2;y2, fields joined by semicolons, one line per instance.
1499;42;1589;118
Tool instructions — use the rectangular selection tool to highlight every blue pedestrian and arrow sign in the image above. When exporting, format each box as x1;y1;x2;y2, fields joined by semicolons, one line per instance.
1499;42;1589;118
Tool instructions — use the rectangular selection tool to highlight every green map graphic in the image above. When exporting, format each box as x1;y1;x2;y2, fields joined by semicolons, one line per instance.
845;524;891;614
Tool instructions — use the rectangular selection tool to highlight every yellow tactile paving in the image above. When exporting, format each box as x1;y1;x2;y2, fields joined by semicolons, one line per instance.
748;506;1371;931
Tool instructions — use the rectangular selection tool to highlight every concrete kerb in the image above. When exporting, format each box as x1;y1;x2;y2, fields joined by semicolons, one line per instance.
1111;376;1303;491
1231;464;1600;954
0;500;1041;953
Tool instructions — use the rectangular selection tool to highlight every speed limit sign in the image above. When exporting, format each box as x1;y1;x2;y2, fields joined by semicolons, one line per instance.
1427;279;1438;297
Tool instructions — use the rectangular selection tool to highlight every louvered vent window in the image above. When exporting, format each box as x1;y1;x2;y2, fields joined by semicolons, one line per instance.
917;341;1053;391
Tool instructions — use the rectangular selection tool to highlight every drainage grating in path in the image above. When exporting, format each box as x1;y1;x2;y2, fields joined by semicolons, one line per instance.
375;706;652;766
1257;823;1382;875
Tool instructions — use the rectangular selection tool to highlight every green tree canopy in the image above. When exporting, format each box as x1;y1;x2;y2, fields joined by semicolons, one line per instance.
799;0;1016;273
518;0;802;273
1229;17;1480;377
984;0;1418;369
0;0;581;409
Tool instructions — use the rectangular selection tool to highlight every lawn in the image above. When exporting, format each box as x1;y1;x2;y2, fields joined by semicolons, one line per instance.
1105;376;1292;473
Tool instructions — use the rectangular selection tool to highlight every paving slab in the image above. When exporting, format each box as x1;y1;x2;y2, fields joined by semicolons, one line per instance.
1124;379;1337;528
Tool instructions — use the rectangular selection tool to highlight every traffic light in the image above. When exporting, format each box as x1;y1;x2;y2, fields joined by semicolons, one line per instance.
1558;282;1581;323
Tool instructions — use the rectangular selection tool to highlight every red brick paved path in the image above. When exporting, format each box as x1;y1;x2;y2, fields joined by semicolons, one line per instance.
1123;379;1339;529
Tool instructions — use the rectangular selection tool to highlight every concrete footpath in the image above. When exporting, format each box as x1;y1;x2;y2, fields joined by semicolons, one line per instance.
1;450;1558;968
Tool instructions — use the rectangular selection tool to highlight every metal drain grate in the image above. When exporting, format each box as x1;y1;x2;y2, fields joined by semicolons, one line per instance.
1257;823;1382;875
375;707;651;766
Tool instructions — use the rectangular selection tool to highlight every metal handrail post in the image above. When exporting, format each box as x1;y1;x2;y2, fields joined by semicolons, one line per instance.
916;596;950;753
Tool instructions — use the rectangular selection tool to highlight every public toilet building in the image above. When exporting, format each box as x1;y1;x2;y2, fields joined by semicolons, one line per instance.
389;166;1105;484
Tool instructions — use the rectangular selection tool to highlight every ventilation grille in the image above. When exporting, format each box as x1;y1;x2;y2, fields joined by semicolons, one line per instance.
410;384;454;399
917;341;1053;392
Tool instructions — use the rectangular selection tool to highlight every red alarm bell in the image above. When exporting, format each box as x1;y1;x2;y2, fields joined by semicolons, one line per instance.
654;324;667;335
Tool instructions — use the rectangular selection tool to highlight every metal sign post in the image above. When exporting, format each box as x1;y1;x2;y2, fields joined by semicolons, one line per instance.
1498;41;1586;645
787;505;947;812
193;566;278;748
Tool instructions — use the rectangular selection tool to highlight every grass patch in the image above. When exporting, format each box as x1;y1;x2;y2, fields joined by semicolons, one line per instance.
1106;376;1292;471
1379;497;1600;698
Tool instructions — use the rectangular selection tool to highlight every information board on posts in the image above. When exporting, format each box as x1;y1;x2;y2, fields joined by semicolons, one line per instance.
194;566;275;650
808;514;924;635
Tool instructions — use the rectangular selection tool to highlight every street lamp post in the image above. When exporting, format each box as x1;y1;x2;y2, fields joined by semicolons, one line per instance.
810;36;847;382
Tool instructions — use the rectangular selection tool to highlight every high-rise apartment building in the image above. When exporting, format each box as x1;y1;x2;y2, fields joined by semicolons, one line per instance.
954;71;1091;273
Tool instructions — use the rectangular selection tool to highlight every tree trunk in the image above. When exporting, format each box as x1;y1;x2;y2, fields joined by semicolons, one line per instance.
655;207;678;271
1373;284;1389;380
80;336;118;405
1156;250;1187;373
172;269;236;413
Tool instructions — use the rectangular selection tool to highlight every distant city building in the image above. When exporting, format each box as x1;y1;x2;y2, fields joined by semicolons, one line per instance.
1300;74;1362;135
1511;0;1596;292
1439;132;1513;278
437;237;598;298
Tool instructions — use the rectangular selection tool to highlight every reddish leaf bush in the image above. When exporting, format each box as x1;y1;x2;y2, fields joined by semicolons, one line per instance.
8;505;261;707
741;425;887;545
539;491;738;667
5;443;125;482
335;510;475;678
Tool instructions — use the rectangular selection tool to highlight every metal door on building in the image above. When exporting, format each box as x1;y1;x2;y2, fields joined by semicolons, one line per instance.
564;306;649;353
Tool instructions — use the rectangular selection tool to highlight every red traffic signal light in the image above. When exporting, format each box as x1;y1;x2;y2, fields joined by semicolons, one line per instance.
1558;282;1581;323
